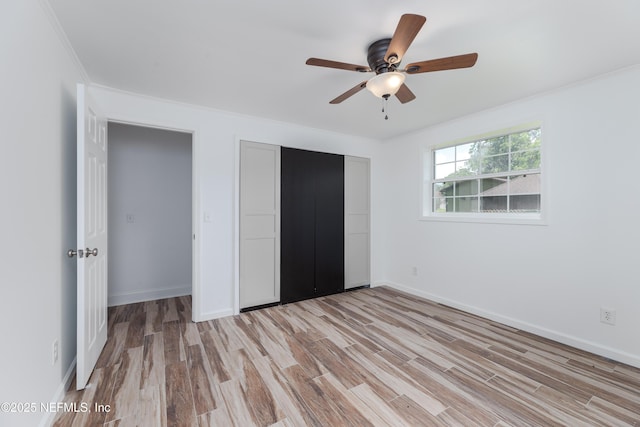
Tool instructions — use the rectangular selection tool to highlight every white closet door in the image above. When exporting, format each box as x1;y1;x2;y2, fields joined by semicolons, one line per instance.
344;156;370;289
240;141;280;308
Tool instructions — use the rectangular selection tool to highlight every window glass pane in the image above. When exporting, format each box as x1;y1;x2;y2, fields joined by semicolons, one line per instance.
454;180;478;196
455;197;478;213
481;135;509;156
466;142;482;175
455;160;473;176
433;197;449;213
434;162;456;179
436;182;454;197
434;146;455;164
511;150;540;171
509;174;540;195
456;142;473;161
480;177;507;195
481;153;509;174
510;129;541;152
510;194;540;212
480;196;507;212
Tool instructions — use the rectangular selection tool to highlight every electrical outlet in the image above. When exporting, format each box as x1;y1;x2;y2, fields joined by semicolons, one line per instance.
600;308;616;325
52;340;59;365
411;266;418;276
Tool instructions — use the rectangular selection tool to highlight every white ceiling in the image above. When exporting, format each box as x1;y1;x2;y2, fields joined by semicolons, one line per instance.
48;0;640;140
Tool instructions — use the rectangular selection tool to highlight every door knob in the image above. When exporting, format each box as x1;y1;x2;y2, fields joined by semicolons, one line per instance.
85;248;99;257
68;249;84;258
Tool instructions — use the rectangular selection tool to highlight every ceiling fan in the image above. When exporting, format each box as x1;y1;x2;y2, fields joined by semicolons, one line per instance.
306;14;478;106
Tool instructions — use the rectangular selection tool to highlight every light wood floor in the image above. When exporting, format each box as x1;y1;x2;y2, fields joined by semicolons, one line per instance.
54;286;640;426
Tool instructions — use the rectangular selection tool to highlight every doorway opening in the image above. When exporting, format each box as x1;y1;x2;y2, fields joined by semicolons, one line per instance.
107;122;193;306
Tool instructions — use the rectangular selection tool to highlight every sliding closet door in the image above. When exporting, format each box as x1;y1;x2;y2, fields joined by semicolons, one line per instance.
344;156;370;289
239;141;280;309
314;153;344;296
281;148;344;304
281;148;316;303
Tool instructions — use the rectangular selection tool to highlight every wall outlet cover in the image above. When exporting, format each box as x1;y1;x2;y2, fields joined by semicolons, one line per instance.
600;308;616;326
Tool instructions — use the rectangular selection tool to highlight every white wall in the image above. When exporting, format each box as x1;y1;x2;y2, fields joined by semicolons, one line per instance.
108;123;192;306
0;2;86;426
377;65;640;367
92;85;382;322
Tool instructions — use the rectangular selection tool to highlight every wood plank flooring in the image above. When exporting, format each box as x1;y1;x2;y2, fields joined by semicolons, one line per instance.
54;286;640;426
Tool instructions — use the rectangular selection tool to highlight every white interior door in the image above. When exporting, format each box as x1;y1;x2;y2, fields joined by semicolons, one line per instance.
75;83;108;389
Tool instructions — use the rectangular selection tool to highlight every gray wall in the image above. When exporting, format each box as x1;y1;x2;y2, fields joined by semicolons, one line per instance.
108;123;192;306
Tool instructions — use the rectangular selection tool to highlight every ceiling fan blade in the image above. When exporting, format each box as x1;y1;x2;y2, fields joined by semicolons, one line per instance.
395;83;416;104
384;14;427;64
405;53;478;74
329;81;368;104
306;58;371;73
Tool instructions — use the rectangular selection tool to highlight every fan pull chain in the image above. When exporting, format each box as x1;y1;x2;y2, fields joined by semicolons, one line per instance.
382;96;389;120
385;96;389;120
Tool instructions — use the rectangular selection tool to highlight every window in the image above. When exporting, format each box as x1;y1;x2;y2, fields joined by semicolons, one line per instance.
424;125;542;221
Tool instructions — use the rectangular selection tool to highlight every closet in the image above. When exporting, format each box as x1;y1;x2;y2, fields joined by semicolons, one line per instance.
239;141;370;310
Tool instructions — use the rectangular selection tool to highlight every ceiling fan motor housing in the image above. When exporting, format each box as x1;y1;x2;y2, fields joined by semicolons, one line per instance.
367;38;398;74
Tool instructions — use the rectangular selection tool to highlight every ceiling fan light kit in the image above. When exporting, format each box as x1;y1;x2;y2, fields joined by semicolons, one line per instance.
366;71;405;98
305;13;478;117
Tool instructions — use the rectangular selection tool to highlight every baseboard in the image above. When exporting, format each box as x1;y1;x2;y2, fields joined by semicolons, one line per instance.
108;285;191;307
378;281;640;369
38;357;76;427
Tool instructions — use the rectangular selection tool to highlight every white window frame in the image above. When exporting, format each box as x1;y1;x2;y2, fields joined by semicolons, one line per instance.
421;121;546;225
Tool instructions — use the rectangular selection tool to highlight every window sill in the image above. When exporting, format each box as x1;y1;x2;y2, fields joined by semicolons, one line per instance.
420;213;546;226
